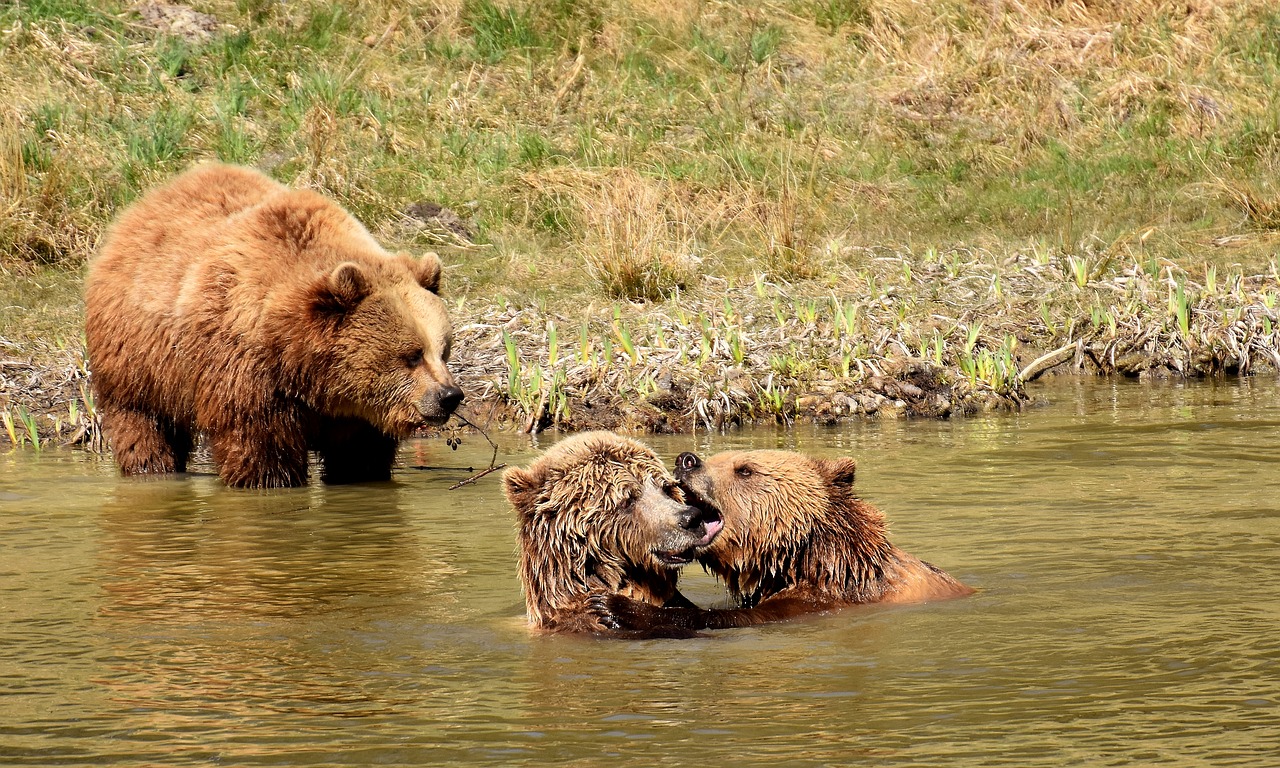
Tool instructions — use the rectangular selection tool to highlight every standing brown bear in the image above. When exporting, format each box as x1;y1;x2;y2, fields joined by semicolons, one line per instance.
503;432;723;637
85;163;463;488
596;449;974;632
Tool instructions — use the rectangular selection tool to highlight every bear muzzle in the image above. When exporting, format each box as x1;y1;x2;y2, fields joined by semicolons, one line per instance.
653;501;723;566
674;452;718;511
417;384;465;425
679;503;723;548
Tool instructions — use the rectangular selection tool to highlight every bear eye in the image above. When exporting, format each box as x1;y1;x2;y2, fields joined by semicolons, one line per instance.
735;465;754;478
404;349;424;368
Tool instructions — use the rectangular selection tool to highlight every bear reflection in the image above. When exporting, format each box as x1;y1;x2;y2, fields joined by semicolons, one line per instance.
95;479;451;622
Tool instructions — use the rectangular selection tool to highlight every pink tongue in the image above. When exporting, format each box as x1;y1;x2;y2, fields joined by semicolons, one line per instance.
697;519;724;546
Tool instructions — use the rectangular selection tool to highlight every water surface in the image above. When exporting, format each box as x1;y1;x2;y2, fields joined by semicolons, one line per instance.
2;378;1278;765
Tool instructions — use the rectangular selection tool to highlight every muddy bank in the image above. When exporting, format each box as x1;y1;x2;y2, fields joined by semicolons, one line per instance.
6;245;1278;448
444;246;1280;435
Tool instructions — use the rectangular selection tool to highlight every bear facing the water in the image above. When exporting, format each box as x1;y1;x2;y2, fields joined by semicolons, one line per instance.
503;432;723;637
85;163;463;488
595;449;973;632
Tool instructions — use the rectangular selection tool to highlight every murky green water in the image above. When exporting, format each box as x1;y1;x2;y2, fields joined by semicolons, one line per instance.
2;379;1279;766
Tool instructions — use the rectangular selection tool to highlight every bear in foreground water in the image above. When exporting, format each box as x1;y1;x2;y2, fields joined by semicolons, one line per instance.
595;449;974;632
85;163;463;488
503;432;723;637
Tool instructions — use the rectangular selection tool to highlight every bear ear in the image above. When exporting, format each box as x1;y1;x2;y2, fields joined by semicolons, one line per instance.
503;465;543;514
816;457;857;488
412;251;442;294
314;262;370;313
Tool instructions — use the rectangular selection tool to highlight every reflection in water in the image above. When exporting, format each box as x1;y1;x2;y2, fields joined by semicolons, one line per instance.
1;378;1279;765
96;479;451;620
93;479;448;738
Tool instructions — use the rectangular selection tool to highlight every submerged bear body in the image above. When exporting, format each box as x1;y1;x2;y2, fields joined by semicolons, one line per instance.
85;163;462;488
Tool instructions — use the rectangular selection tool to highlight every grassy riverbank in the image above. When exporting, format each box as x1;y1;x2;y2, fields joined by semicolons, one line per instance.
4;0;1280;446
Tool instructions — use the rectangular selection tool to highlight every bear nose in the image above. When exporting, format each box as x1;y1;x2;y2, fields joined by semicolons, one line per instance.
438;386;465;416
678;503;723;538
677;503;702;531
675;452;701;473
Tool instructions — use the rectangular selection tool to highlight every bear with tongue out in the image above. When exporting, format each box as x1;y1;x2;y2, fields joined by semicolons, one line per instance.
594;448;974;633
503;432;723;637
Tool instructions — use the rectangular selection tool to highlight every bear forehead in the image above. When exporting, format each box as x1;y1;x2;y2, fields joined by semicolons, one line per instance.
525;433;675;505
708;450;821;476
548;459;667;491
537;433;669;475
362;281;450;338
397;283;451;325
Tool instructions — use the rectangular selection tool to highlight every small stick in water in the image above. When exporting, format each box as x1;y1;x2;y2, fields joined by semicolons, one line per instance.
447;411;505;490
448;463;507;491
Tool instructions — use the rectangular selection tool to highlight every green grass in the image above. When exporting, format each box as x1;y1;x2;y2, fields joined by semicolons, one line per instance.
1;0;1276;287
4;0;1280;439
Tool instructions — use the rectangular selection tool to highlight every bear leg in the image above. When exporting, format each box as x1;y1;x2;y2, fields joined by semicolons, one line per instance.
102;406;192;476
317;421;398;484
209;419;309;489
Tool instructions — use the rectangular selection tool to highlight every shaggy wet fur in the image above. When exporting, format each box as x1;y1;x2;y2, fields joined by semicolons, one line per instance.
504;432;720;637
595;449;973;632
85;163;462;488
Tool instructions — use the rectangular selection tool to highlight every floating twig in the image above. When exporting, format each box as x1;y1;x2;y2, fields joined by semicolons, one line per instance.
448;463;508;491
446;410;505;490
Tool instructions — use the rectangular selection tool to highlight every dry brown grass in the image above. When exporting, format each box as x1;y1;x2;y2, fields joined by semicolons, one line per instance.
521;167;700;300
4;0;1280;445
0;109;94;269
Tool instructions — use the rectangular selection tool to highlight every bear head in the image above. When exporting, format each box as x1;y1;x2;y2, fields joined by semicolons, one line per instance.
306;251;463;437
673;449;891;603
504;432;723;629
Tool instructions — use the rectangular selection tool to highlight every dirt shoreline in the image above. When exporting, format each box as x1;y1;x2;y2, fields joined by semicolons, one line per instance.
0;331;1261;450
4;246;1279;448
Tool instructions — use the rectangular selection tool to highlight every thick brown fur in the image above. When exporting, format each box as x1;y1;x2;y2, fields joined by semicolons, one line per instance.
503;432;722;637
85;163;462;488
597;449;973;632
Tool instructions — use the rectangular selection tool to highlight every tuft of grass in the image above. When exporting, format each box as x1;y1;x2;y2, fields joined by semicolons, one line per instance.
464;0;540;63
1224;182;1280;231
2;407;43;451
123;107;192;169
804;0;870;33
524;168;698;301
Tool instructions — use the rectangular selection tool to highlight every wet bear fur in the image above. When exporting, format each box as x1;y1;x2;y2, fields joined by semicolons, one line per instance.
596;449;973;632
503;432;723;637
85;163;462;488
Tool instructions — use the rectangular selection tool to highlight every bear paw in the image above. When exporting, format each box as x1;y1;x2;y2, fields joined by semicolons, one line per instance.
588;593;704;638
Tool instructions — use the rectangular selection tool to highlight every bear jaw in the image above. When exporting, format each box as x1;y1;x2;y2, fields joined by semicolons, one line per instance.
639;478;724;567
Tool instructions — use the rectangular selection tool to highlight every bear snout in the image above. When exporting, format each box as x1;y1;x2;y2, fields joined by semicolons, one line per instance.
674;453;716;509
675;452;702;474
438;385;465;416
678;504;724;547
418;384;465;424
